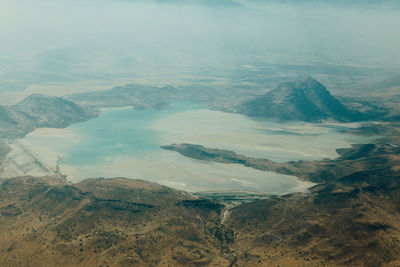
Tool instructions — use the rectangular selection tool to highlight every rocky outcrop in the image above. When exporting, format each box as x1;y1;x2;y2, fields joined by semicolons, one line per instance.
236;77;379;122
0;94;96;138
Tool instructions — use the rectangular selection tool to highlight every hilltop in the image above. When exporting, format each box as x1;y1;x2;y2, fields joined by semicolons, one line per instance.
236;77;386;122
0;94;96;139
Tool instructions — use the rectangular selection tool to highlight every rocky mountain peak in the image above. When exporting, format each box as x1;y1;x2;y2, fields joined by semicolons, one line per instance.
236;77;368;122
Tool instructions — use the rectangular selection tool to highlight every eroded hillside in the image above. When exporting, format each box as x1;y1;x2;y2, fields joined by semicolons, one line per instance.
0;177;233;266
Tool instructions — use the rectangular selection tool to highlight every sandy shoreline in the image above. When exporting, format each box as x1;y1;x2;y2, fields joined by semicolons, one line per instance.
1;133;314;195
0;107;372;194
1;128;80;178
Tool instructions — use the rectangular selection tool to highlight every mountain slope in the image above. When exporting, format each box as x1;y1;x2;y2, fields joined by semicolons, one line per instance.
236;77;372;122
0;94;96;138
1;123;400;266
228;175;400;266
0;177;231;267
1;162;400;266
65;84;182;108
13;94;95;128
161;126;400;266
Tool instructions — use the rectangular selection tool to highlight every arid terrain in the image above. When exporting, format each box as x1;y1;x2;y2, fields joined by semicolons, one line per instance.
0;123;399;266
0;77;399;266
1;0;399;265
0;177;232;266
1;134;400;266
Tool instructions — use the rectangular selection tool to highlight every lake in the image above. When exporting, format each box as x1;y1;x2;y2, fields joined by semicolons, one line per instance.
18;102;374;194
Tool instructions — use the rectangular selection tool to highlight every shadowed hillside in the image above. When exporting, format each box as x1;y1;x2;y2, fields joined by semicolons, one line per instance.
236;77;386;122
0;94;96;138
0;177;233;266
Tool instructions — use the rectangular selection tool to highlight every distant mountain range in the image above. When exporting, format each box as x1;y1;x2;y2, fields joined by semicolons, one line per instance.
0;78;388;139
125;0;400;8
124;0;242;7
236;77;386;122
160;0;241;6
236;0;400;8
65;84;182;109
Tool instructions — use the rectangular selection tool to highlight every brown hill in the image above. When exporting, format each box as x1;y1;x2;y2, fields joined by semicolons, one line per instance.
0;177;232;267
0;94;96;138
236;77;386;122
1;159;400;266
228;172;400;266
1;124;400;266
160;124;400;266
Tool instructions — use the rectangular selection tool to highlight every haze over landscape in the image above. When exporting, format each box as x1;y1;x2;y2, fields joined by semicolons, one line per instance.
1;0;399;97
0;0;400;266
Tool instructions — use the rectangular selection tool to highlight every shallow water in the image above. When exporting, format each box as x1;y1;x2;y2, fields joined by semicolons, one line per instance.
19;103;374;193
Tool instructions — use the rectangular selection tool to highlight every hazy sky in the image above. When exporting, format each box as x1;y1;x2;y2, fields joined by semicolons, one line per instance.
0;0;399;93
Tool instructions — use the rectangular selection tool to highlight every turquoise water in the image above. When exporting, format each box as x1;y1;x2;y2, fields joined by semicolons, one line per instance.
62;102;203;165
21;102;374;193
61;102;374;165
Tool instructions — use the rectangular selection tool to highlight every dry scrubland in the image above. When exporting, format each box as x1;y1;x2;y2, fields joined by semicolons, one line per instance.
0;78;399;266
